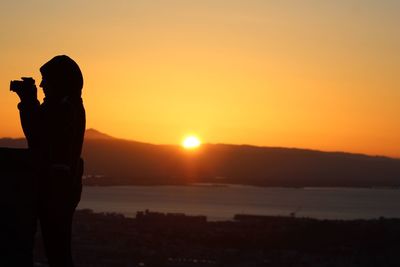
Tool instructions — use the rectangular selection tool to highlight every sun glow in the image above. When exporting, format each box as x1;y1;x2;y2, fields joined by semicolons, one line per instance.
182;136;201;149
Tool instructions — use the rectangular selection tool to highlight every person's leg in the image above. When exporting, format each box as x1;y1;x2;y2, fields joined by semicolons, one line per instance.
39;202;75;267
38;170;78;267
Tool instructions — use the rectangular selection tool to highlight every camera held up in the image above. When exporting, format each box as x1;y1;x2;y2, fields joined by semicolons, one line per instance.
10;77;35;93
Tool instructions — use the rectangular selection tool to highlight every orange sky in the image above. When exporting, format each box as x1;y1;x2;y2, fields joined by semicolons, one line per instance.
1;1;399;157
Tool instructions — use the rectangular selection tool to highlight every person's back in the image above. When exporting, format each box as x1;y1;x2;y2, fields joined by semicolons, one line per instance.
14;55;85;267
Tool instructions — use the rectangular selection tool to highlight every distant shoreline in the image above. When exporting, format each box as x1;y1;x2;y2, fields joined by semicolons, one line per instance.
78;185;400;221
75;208;400;223
82;182;400;190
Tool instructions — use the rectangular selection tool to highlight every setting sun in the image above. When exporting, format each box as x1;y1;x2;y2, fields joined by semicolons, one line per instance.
182;136;201;149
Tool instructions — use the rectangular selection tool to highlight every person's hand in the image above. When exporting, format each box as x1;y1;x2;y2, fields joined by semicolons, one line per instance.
14;78;38;103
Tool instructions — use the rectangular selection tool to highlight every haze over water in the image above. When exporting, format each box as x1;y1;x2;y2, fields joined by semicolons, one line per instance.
78;185;400;221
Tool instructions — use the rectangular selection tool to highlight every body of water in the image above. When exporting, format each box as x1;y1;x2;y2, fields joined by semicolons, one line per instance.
78;185;400;221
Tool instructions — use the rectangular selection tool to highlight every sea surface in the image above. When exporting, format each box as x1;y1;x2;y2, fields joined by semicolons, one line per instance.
78;185;400;221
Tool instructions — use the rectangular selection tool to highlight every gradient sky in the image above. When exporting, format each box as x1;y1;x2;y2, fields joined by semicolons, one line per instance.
1;0;399;157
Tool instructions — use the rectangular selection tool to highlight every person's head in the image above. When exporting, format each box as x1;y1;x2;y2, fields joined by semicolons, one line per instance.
39;55;83;99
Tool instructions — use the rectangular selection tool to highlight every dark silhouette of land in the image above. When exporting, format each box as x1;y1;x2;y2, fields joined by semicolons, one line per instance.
2;132;400;266
2;128;400;187
31;209;400;267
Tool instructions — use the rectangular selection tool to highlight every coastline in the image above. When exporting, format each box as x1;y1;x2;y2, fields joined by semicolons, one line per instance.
78;185;400;221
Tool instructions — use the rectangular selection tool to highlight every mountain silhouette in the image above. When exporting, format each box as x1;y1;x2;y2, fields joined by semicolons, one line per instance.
85;128;115;140
1;129;399;187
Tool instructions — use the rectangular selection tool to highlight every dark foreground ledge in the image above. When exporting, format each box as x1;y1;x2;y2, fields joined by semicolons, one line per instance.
0;148;36;266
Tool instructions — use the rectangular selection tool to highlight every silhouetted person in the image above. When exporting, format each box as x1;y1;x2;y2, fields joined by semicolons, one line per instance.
12;55;85;267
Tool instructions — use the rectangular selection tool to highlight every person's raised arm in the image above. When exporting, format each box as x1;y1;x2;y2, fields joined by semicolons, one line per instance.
13;78;41;150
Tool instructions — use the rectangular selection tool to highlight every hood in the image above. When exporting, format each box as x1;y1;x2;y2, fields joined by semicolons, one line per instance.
40;55;83;98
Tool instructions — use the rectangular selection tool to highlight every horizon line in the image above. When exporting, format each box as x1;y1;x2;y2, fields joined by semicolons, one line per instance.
2;130;399;160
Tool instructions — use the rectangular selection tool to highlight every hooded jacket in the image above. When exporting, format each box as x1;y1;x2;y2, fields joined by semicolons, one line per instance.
18;55;86;179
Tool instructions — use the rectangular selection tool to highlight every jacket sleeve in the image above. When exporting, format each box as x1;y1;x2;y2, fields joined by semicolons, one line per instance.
17;100;42;151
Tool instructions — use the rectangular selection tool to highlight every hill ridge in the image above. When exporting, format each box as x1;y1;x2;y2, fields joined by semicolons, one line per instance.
1;129;399;187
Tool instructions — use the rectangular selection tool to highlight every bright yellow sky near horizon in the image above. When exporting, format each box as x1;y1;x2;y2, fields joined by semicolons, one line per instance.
0;0;399;157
